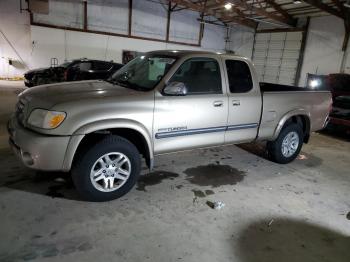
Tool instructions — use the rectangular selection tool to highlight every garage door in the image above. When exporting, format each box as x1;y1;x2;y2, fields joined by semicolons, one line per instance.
252;31;302;86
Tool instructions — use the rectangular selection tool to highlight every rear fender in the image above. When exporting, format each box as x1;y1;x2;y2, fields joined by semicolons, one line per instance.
272;109;311;141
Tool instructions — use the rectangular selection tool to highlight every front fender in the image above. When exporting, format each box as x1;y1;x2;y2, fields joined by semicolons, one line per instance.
272;109;310;141
62;119;153;171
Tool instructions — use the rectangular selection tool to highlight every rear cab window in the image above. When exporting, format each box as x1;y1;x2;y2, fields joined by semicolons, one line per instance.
225;60;253;93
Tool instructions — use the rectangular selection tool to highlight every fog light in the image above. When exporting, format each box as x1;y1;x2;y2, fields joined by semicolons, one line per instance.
22;152;34;166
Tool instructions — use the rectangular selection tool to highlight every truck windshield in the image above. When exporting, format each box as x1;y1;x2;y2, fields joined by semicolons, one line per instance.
108;55;177;91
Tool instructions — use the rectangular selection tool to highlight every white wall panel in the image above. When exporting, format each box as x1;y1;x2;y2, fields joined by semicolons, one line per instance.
169;9;199;44
298;15;345;86
227;26;255;58
87;0;128;35
0;0;32;78
201;23;226;51
30;26;65;68
252;31;302;85
131;0;167;40
34;0;83;29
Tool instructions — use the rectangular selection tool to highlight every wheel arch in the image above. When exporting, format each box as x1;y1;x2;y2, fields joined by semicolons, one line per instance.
62;119;153;171
272;109;311;143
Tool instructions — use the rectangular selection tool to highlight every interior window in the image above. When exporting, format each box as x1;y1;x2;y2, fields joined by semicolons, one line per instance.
170;58;222;95
225;60;253;93
93;61;112;71
79;62;92;71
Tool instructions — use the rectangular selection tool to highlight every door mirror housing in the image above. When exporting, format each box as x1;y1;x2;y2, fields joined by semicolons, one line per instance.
163;82;188;96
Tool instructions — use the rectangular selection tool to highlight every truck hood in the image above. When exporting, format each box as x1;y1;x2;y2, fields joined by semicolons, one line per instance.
19;80;139;108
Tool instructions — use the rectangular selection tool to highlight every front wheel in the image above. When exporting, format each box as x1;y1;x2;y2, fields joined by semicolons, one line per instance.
267;123;303;164
72;135;141;201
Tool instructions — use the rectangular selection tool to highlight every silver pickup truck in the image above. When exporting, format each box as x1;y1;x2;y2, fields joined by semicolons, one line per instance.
8;50;331;201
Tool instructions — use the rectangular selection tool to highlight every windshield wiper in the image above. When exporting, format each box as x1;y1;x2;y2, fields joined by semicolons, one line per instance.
105;79;148;91
104;79;128;87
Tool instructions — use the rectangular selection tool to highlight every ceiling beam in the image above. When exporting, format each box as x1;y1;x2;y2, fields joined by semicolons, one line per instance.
303;0;344;18
228;0;296;26
331;0;346;15
169;0;257;28
265;0;295;22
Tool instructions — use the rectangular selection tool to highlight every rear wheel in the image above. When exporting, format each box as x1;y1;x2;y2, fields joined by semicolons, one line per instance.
72;135;141;201
267;123;303;164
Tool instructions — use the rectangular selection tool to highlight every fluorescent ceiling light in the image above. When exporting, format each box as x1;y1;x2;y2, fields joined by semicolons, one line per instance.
293;1;302;4
224;3;233;10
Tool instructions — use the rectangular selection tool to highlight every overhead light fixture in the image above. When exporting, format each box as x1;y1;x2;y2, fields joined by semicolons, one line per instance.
224;3;233;10
293;0;302;4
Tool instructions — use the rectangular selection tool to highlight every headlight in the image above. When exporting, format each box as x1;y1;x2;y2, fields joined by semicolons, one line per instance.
27;109;66;129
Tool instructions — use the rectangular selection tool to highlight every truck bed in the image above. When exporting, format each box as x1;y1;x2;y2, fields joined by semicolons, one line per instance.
257;82;332;141
259;82;328;92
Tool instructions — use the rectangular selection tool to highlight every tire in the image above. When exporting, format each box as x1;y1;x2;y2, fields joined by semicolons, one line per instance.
72;135;141;202
267;123;303;164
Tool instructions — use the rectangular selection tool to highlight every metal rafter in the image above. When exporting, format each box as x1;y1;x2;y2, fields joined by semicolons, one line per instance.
227;0;296;26
331;0;346;14
169;0;257;28
265;0;295;22
302;0;344;18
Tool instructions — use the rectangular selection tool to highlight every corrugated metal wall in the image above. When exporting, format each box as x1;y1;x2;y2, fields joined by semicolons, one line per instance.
252;31;302;85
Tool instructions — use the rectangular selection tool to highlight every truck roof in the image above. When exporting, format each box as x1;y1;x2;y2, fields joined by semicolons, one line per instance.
147;50;247;60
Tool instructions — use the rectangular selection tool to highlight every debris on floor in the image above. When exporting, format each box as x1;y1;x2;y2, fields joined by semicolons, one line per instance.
298;154;308;160
267;219;274;227
184;164;245;187
206;201;225;210
136;171;179;191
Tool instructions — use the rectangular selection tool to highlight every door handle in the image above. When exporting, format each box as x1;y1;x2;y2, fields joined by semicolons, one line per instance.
232;100;240;106
213;101;224;107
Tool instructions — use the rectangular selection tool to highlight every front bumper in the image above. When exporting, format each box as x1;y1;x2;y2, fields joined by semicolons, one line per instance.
7;116;71;171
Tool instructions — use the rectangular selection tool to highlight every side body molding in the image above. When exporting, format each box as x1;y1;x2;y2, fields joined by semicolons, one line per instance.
62;119;153;171
272;109;311;141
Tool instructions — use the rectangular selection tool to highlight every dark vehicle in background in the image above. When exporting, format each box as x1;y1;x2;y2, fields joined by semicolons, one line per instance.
24;59;124;87
307;73;350;133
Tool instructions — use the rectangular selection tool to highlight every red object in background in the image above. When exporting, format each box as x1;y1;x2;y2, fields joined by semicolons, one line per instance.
64;70;68;81
329;117;350;127
327;74;350;99
326;74;350;131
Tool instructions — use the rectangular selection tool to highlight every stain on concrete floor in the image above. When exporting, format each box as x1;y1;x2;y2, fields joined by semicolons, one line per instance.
237;219;350;262
184;163;245;187
136;171;179;191
295;153;323;168
192;189;215;198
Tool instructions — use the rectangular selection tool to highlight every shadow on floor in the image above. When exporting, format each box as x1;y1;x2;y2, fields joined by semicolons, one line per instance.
236;218;350;262
1;170;83;201
0;146;81;200
237;142;269;160
237;143;323;169
320;124;350;142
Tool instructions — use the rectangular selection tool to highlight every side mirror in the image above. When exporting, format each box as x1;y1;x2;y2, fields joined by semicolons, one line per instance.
163;82;188;96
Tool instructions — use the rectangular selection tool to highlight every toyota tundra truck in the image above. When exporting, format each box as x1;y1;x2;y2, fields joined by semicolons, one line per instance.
7;51;332;201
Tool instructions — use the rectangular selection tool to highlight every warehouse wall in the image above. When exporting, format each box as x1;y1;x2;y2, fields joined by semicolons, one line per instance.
0;0;226;78
227;16;350;87
298;15;347;86
30;24;225;69
0;0;32;78
227;26;255;59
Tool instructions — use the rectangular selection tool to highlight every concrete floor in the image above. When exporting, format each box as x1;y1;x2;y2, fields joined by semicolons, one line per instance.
0;81;349;262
